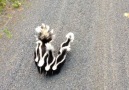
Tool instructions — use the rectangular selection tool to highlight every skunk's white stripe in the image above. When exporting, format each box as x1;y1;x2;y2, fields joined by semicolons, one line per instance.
38;51;48;67
45;43;54;51
60;37;70;48
45;57;55;71
39;41;42;61
45;55;49;71
65;32;74;42
35;40;42;62
52;55;66;70
60;32;74;49
59;46;71;54
45;43;55;71
52;46;69;70
37;41;47;67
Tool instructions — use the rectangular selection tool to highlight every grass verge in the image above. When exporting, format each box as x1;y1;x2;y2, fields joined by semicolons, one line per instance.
0;0;22;13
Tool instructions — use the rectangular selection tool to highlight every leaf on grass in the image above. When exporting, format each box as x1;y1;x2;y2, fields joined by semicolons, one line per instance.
3;29;12;38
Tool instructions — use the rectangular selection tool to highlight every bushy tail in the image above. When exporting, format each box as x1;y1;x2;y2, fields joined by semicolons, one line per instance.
66;32;74;42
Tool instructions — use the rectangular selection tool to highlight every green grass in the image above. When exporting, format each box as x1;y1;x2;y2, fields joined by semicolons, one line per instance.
11;0;21;8
0;0;6;12
3;28;12;38
0;0;22;12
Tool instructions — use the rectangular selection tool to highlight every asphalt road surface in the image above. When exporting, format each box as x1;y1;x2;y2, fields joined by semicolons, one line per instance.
0;0;129;90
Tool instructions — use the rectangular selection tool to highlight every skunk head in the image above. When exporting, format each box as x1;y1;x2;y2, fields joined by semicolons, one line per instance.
35;23;55;43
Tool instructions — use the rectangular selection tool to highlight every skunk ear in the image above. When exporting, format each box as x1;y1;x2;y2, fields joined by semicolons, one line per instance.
45;25;50;32
41;23;45;29
50;29;54;34
35;26;41;33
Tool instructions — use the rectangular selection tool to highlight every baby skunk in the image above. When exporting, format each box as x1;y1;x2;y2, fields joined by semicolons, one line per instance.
52;32;74;74
34;23;54;73
44;43;55;76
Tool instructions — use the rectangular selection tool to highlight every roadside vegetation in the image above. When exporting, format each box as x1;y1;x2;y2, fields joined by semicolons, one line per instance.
0;0;22;12
0;0;25;39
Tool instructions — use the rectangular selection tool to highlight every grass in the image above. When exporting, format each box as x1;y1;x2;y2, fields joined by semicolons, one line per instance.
0;28;13;39
11;0;21;8
0;0;6;12
0;0;22;12
3;28;12;38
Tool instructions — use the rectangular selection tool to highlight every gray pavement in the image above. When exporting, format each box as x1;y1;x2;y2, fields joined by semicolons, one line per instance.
0;0;129;90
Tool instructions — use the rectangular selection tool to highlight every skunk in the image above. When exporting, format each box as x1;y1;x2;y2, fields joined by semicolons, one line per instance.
52;32;74;74
44;43;55;76
34;23;55;73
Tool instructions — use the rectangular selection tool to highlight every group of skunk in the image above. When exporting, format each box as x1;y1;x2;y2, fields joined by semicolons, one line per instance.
34;23;74;76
